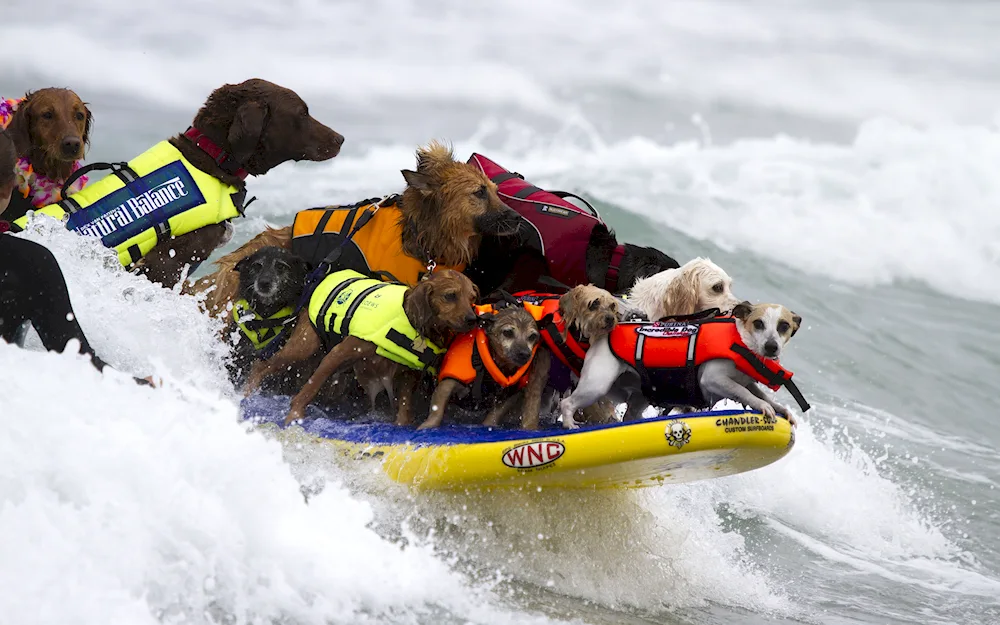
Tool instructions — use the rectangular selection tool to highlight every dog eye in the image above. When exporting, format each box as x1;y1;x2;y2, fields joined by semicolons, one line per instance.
712;283;724;294
473;186;487;200
502;328;515;338
42;110;54;120
75;111;86;121
777;321;790;333
589;299;600;311
443;291;458;302
753;319;765;331
275;261;290;271
528;332;539;343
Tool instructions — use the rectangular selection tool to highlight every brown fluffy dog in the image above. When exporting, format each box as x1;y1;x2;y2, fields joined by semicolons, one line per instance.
133;79;344;288
423;305;548;430
243;269;479;426
3;88;92;222
541;285;621;427
188;141;519;319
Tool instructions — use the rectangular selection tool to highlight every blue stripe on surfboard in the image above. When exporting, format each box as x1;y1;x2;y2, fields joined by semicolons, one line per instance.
239;394;769;447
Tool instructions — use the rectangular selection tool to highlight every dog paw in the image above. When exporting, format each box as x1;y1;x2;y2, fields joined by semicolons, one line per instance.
561;414;580;429
283;408;305;426
760;403;776;420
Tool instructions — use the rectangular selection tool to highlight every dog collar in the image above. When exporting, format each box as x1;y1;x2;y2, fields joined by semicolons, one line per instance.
605;244;627;294
183;127;249;180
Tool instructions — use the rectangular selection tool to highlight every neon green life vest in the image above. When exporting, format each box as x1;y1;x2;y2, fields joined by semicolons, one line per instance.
233;299;295;351
308;269;443;371
13;141;243;266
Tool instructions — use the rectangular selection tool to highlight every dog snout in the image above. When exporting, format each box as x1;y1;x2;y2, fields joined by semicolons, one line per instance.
61;136;82;158
304;120;344;160
603;314;616;330
461;312;478;329
763;339;779;358
512;347;533;367
255;278;275;294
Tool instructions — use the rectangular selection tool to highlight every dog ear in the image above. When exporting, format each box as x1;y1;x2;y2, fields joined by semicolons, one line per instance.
402;281;436;333
401;169;433;196
662;269;700;317
5;94;33;155
790;312;802;337
235;256;252;274
82;103;93;148
558;289;583;340
228;101;267;164
732;301;753;320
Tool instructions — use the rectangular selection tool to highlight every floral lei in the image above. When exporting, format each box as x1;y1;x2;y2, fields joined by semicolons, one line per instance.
1;97;89;208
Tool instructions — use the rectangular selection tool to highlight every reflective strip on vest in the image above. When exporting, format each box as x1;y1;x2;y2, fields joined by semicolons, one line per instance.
12;141;242;266
307;269;443;370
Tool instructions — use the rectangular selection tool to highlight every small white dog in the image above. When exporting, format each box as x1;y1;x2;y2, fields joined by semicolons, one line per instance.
626;257;739;320
558;301;808;428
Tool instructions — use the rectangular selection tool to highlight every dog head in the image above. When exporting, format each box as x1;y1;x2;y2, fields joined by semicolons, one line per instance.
732;301;802;360
558;284;618;341
5;88;91;180
191;78;344;176
662;257;738;317
620;243;680;290
399;141;521;266
234;246;308;315
0;129;16;215
483;305;540;370
402;269;480;345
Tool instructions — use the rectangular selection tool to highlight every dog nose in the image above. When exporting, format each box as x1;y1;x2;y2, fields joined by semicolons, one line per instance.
257;279;273;292
61;136;82;157
463;312;478;326
763;340;779;358
332;132;345;148
513;348;532;366
603;314;616;329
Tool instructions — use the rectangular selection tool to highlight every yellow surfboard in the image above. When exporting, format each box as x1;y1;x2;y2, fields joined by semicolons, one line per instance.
247;406;794;491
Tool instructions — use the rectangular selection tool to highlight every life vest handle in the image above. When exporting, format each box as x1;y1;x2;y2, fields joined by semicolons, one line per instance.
60;161;137;203
548;190;602;220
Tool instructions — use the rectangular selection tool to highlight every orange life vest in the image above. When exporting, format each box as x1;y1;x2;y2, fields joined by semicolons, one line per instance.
516;292;590;376
438;328;536;406
608;314;810;411
291;196;465;286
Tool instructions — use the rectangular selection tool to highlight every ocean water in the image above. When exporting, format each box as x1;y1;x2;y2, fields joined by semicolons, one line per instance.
2;1;999;623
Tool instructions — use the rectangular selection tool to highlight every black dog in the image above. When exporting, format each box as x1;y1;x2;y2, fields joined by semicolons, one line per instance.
227;246;309;389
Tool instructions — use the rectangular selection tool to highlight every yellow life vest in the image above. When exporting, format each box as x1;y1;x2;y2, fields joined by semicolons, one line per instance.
233;299;295;352
13;141;243;266
308;269;444;371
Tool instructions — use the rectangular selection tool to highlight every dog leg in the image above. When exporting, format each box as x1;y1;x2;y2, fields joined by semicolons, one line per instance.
243;312;320;395
745;382;796;426
559;337;623;429
623;392;652;421
700;369;778;421
581;397;617;425
394;369;421;426
286;336;376;425
419;378;462;429
483;393;523;428
516;347;550;430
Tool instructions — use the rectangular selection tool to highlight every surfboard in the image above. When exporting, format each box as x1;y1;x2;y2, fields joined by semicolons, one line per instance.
243;401;794;490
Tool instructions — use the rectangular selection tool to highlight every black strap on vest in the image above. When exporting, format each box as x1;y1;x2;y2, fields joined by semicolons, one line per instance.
315;276;364;349
340;283;388;335
729;343;811;412
539;314;586;373
490;172;523;184
386;328;441;369
487;170;601;219
60;162;140;206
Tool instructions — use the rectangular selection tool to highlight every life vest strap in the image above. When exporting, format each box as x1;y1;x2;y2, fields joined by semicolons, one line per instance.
539;314;586;374
60;161;140;201
490;172;524;184
315;276;365;348
386;328;441;370
729;342;811;412
605;244;627;293
341;283;389;335
242;316;293;332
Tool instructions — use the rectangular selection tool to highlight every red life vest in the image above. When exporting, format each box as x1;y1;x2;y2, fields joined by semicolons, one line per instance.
608;314;810;411
438;327;536;409
468;153;628;292
516;292;590;377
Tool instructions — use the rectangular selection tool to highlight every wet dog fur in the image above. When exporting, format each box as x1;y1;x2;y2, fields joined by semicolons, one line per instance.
187;141;520;318
227;246;308;389
626;257;740;320
3;88;92;222
558;301;803;428
132;78;344;289
242;269;479;427
423;305;546;430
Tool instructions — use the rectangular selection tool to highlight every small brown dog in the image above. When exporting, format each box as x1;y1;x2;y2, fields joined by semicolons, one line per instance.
188;141;520;319
422;305;548;430
243;269;479;427
524;285;621;427
2;88;92;222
